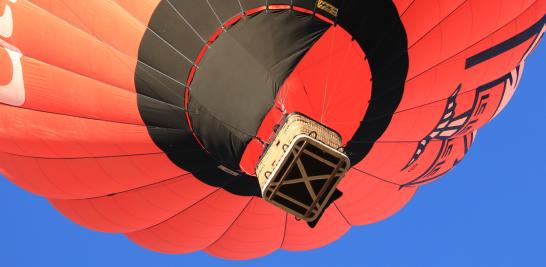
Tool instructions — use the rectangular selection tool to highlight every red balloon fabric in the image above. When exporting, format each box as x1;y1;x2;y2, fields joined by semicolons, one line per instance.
0;0;544;259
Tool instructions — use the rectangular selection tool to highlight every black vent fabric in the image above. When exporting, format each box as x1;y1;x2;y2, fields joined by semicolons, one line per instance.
188;10;330;168
135;1;409;196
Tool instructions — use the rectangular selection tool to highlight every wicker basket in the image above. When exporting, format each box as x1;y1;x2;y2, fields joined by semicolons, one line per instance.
256;113;350;221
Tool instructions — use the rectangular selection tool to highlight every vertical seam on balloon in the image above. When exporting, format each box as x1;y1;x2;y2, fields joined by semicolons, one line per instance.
279;212;289;248
322;33;361;125
126;190;247;251
3;2;184;96
205;0;226;31
182;8;250;159
408;0;467;49
28;0;197;121
58;0;198;82
319;25;338;123
127;187;224;232
68;0;197;79
319;0;346;123
204;197;255;250
344;9;543;169
86;196;137;231
333;203;352;226
353;168;402;187
0;47;188;121
293;69;320;115
367;0;540;105
0;116;50;195
400;0;418;18
236;0;245;16
403;0;540;84
185;97;258;138
33;154;78;198
347;68;538;136
369;0;468;84
31;122;104;197
164;0;210;47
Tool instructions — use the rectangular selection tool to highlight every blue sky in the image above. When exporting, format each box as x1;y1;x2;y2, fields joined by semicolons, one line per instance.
1;43;544;267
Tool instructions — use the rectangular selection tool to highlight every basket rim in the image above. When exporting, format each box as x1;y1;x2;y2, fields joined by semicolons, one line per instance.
282;112;343;141
257;112;345;165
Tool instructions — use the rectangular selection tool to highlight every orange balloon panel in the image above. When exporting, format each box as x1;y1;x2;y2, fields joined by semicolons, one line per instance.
0;0;544;260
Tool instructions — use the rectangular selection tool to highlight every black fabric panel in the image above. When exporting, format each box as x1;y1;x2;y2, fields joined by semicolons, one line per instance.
188;10;329;168
147;127;197;151
167;1;220;41
134;63;187;107
340;1;410;164
143;4;202;68
293;0;317;11
240;0;266;10
136;0;261;196
137;95;187;129
147;127;261;196
206;0;243;23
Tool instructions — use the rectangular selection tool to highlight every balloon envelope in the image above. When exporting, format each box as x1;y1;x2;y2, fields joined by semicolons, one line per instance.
0;0;544;260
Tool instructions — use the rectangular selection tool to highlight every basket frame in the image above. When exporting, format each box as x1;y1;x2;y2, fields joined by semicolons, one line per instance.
261;134;350;221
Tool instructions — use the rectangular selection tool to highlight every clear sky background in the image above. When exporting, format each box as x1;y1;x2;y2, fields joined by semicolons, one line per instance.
1;42;544;267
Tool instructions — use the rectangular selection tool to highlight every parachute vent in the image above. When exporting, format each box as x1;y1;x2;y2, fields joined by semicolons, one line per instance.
256;113;350;222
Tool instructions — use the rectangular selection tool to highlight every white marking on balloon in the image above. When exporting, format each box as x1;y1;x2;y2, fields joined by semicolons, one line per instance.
0;0;17;38
0;0;25;106
0;48;25;106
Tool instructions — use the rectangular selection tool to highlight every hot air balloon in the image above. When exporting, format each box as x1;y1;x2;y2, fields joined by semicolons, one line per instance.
1;0;544;260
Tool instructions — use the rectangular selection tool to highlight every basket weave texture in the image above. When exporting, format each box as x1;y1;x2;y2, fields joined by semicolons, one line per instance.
256;114;343;189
